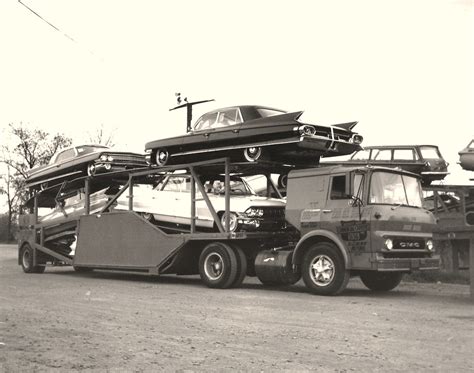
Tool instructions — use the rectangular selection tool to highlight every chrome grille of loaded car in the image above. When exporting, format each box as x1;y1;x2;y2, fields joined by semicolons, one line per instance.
108;153;146;165
260;207;286;221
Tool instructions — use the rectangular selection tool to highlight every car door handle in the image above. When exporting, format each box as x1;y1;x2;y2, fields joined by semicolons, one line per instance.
322;209;332;213
232;129;239;133
204;133;210;138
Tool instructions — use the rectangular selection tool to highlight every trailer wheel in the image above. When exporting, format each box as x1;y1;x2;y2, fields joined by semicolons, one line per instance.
20;244;45;274
360;271;403;291
230;245;247;288
199;242;238;289
302;243;349;295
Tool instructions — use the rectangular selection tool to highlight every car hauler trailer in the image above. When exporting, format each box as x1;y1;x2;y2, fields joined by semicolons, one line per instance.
18;159;439;295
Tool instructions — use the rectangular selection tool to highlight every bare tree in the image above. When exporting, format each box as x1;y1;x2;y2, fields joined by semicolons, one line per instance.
0;123;72;241
87;124;116;147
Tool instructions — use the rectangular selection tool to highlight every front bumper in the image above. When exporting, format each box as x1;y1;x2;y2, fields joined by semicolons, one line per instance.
371;254;440;271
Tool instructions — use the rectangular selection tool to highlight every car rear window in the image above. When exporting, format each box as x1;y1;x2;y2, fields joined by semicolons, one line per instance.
419;146;441;159
256;108;286;118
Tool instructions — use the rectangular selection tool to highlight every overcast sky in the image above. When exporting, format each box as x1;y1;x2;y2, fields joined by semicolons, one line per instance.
0;0;472;208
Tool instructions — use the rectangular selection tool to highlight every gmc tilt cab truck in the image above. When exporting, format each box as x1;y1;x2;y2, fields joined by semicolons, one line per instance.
18;160;439;296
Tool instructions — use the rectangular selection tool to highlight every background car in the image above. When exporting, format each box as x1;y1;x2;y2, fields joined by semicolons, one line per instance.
458;139;474;171
116;174;288;232
145;105;363;167
327;145;449;185
27;144;148;188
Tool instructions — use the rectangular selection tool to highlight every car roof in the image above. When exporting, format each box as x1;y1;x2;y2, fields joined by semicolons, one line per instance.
359;145;440;150
200;105;286;115
290;164;421;179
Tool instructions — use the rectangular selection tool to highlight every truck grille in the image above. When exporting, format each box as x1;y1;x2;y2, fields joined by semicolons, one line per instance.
393;238;425;250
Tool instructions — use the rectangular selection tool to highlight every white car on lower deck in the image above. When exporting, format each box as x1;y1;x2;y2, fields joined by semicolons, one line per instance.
116;174;288;232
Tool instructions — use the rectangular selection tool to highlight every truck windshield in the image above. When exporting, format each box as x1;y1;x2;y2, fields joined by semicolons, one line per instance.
369;172;422;208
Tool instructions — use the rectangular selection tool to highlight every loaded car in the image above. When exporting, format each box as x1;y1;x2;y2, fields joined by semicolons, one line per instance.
458;139;474;171
145;105;363;166
26;145;148;188
115;173;288;232
329;145;449;185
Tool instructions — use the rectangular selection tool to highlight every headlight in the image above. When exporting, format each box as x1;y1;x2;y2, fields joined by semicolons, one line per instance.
107;156;114;162
298;125;316;136
426;239;434;251
100;154;108;161
352;135;363;145
245;207;264;217
384;238;393;250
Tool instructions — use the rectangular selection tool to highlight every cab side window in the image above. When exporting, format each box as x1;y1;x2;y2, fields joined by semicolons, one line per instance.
330;175;347;199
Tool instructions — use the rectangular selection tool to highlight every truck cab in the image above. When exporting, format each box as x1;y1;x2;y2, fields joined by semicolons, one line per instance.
285;165;439;295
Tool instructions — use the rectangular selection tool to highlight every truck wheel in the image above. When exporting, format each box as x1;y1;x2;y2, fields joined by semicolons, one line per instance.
302;243;349;295
360;271;403;291
21;244;45;274
230;245;247;288
199;242;238;289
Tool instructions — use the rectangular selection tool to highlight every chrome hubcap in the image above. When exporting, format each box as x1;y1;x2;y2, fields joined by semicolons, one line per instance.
22;249;30;269
204;253;224;281
157;150;168;165
87;164;96;176
309;255;335;287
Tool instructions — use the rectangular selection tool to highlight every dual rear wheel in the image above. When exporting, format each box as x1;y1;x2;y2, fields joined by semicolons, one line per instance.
198;242;247;289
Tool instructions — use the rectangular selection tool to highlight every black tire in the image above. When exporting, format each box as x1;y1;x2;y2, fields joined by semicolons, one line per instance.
87;162;96;176
199;242;238;289
73;266;94;273
230;245;247;288
155;149;169;166
360;271;403;291
20;244;45;274
302;242;349;296
243;146;266;162
277;174;288;189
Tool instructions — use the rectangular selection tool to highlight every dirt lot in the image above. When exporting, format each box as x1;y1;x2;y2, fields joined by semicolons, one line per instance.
0;244;472;372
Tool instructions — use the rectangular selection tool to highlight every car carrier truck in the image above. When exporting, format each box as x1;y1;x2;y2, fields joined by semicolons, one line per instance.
18;158;439;295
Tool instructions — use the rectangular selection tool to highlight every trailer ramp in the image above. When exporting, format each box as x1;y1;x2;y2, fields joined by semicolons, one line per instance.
74;211;186;272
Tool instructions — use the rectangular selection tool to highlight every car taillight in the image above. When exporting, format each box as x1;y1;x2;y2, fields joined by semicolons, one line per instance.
352;135;363;145
298;125;316;136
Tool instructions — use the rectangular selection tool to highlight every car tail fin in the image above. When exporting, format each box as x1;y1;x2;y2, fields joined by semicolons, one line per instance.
332;121;358;131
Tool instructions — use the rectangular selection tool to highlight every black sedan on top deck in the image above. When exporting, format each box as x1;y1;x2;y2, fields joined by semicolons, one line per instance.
145;105;363;167
26;145;148;189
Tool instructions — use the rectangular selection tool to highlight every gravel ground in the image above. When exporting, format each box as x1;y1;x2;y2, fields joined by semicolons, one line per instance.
0;244;472;372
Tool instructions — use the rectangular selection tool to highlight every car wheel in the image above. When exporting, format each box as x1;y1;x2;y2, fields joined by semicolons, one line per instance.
155;149;169;166
277;173;288;189
21;244;45;274
87;163;96;176
302;243;349;295
141;212;155;222
360;271;403;291
243;146;266;162
220;212;238;232
199;242;238;289
40;182;48;191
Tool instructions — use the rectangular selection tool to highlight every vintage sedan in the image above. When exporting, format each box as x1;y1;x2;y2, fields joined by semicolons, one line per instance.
145;105;363;166
458;140;474;171
26;145;148;188
115;174;288;232
327;145;449;185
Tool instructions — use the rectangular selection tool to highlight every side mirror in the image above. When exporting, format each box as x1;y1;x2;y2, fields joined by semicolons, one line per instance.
349;195;363;207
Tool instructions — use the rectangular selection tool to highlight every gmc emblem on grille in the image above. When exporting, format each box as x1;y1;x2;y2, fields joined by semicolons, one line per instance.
399;242;421;248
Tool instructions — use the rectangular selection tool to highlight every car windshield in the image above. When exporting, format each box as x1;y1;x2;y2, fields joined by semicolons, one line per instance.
369;172;422;208
419;146;441;159
203;177;255;196
256;108;287;118
76;145;109;155
351;149;370;160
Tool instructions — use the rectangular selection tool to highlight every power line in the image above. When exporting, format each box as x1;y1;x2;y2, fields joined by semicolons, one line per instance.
17;0;101;59
18;0;77;43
